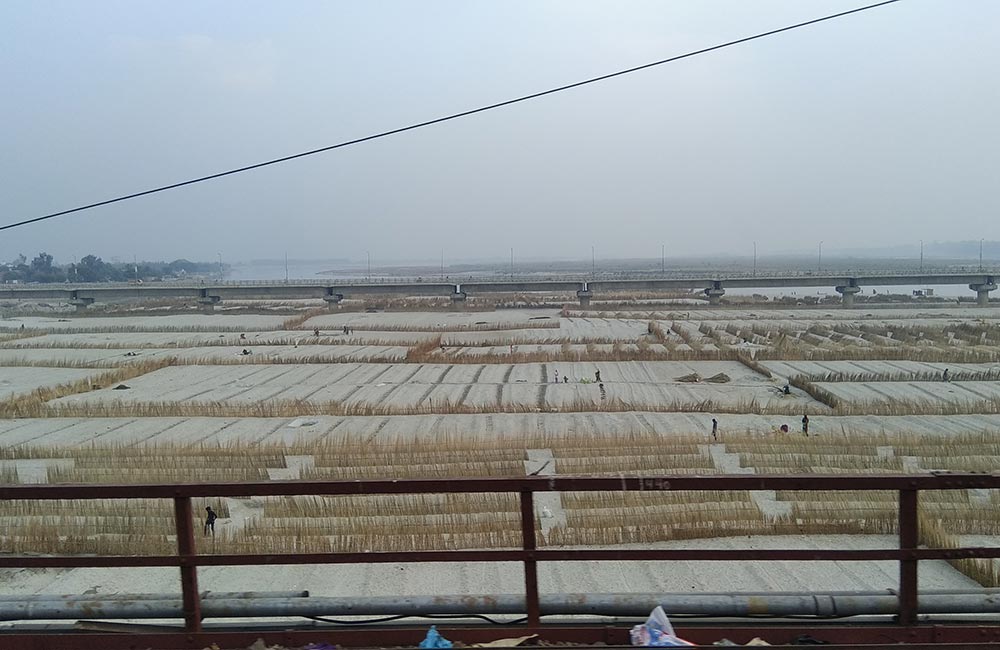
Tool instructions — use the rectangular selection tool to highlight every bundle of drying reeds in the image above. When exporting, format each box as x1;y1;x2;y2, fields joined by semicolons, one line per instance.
551;443;705;457
920;513;999;587
40;392;831;419
669;322;704;351
46;466;271;484
0;496;226;556
801;369;1000;384
546;519;786;546
404;335;444;362
224;529;526;554
281;308;328;330
265;493;519;518
0;532;176;556
0;330;45;343
738;453;904;472
312;448;524;467
554;454;716;474
302;460;524;479
562;490;754;509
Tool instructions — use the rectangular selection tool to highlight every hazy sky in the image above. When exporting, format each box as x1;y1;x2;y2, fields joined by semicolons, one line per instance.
2;1;998;264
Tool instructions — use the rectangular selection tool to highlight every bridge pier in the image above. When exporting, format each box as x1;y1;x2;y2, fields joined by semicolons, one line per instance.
68;297;94;313
835;284;862;308
450;291;467;310
970;281;997;307
704;283;725;306
322;292;344;311
196;295;220;313
576;290;593;307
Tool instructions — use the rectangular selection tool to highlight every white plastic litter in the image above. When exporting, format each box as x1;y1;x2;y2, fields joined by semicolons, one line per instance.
630;606;694;647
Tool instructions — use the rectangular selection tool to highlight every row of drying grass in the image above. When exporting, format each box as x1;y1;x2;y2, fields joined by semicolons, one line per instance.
46;466;272;484
3;428;996;460
293;320;563;333
266;494;519;518
794;369;1000;384
37;394;829;419
921;514;1000;588
0;497;226;517
0;431;708;460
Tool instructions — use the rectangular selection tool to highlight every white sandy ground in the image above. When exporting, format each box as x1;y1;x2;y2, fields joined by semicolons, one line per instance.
2;330;441;349
0;535;979;602
817;381;1000;407
0;314;291;331
43;361;824;412
576;307;1000;322
2;414;999;448
303;310;562;330
0;367;107;399
762;360;1000;379
0;345;410;366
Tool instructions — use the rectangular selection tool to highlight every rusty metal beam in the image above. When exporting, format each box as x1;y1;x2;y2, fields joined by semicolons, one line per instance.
3;623;1000;649
4;546;1000;570
899;489;919;626
1;473;997;501
520;490;540;626
172;497;202;634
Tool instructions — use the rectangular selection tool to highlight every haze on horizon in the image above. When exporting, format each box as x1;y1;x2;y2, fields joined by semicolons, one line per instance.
2;1;998;266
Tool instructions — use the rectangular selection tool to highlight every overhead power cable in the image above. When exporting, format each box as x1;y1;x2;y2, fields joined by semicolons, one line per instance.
2;0;901;233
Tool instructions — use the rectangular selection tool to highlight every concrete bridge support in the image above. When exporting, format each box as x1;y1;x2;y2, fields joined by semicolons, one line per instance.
450;291;467;310
69;297;94;313
970;282;997;307
322;292;344;311
704;283;725;306
197;295;221;313
576;290;593;307
836;284;862;308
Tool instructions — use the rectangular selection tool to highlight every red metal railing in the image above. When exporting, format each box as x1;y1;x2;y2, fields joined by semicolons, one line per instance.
2;473;1000;648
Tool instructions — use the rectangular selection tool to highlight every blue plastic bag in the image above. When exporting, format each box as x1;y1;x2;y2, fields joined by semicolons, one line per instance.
419;625;453;649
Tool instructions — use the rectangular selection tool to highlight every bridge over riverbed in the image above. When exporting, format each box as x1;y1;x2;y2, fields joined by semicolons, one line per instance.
1;273;995;311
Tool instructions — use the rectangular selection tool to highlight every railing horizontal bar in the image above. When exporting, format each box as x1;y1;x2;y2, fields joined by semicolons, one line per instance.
5;546;1000;569
1;473;998;500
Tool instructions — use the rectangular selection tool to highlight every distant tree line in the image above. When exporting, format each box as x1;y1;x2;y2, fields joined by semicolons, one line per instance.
1;253;220;283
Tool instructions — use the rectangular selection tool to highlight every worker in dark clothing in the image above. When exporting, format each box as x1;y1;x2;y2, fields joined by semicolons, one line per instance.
204;506;218;536
802;414;809;435
711;418;718;440
594;369;602;383
783;384;791;395
943;368;949;382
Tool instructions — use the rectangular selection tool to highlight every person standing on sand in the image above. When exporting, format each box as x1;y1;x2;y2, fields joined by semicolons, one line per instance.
594;369;601;382
204;506;217;536
711;418;718;440
554;369;559;383
943;368;949;382
802;414;809;435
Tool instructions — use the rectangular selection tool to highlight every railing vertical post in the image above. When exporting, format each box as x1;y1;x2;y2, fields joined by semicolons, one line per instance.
520;490;541;627
173;496;203;633
898;488;919;625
